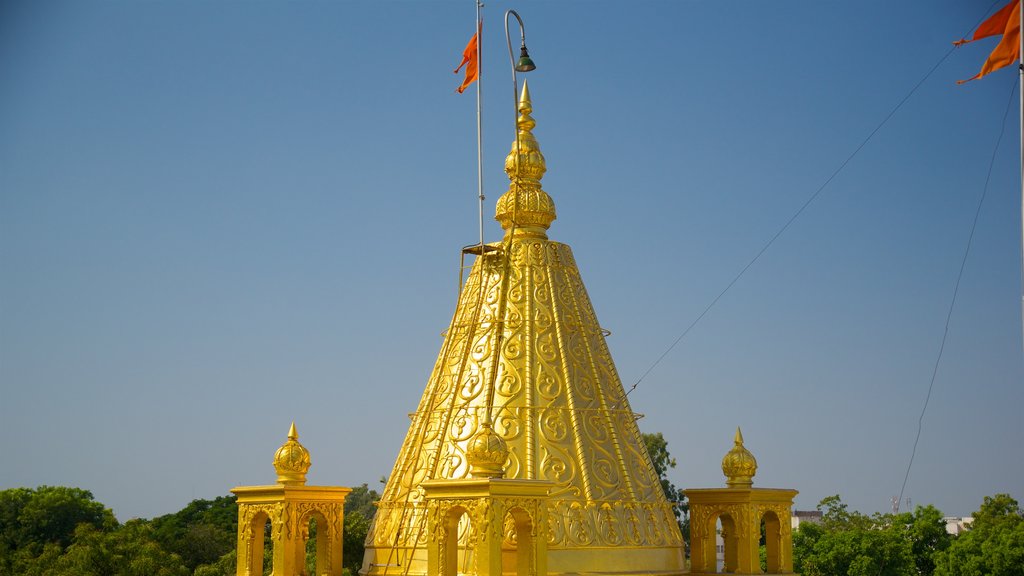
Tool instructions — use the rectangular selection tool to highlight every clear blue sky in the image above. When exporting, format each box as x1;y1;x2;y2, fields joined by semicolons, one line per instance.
1;0;1021;521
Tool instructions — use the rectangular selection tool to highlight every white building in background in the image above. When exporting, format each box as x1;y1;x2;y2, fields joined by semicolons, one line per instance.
791;510;823;530
944;516;973;535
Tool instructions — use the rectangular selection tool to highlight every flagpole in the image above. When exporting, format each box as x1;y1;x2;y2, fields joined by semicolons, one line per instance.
1019;0;1023;355
476;0;485;249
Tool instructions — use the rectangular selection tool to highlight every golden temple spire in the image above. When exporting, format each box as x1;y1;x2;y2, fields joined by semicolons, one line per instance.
495;80;556;238
365;80;686;576
273;421;311;486
722;427;758;488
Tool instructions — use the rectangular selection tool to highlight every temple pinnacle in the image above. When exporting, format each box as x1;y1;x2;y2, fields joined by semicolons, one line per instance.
273;421;311;486
722;426;758;488
495;80;556;237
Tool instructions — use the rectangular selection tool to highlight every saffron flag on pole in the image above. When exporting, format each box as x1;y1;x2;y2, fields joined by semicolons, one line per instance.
455;21;481;93
955;0;1021;84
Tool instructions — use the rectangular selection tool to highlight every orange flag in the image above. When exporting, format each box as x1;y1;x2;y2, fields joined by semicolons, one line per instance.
956;0;1021;84
455;21;481;94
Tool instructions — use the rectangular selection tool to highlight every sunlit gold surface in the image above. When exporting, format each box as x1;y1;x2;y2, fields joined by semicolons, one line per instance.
721;427;757;488
363;84;685;576
495;81;556;238
274;421;312;486
466;422;511;479
234;424;351;576
421;478;553;576
686;431;797;576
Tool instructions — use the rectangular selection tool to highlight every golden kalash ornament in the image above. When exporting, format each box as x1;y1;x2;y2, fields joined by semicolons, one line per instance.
361;81;686;576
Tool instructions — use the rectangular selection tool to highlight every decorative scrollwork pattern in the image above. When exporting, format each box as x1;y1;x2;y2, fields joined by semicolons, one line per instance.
366;238;683;564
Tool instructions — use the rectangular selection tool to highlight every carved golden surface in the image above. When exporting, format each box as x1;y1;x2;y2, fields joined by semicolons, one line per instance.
686;430;798;575
274;422;311;486
466;423;510;479
495;81;556;238
721;427;757;488
421;478;553;576
363;84;684;576
234;425;351;576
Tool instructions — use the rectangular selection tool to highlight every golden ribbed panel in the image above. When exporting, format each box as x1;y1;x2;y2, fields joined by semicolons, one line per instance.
363;239;684;576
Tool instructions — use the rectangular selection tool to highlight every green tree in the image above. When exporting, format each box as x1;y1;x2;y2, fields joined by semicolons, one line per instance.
792;519;824;574
345;483;380;520
816;494;874;531
0;486;118;574
149;495;237;571
51;520;189;576
194;549;236;576
340;483;381;575
795;495;918;576
641;432;689;543
894;504;951;576
933;494;1024;576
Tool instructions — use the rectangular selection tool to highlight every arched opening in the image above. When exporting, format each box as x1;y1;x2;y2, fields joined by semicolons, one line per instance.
501;507;533;576
245;511;273;576
303;512;331;576
714;513;737;573
761;511;782;574
442;507;473;576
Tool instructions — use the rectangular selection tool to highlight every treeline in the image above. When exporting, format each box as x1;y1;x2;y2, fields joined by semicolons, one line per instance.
0;484;379;576
793;494;1023;576
3;484;1021;575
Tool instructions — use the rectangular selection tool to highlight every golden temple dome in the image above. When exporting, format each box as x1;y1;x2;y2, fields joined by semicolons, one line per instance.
465;422;509;478
722;427;758;487
273;422;311;486
495;80;556;237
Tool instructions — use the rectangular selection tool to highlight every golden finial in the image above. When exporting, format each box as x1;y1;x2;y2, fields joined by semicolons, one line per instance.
465;422;509;478
273;421;311;486
721;427;757;488
495;80;556;238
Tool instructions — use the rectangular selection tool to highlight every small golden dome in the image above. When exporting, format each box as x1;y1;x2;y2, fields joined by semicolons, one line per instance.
466;422;508;478
722;427;757;488
273;422;311;486
495;80;556;237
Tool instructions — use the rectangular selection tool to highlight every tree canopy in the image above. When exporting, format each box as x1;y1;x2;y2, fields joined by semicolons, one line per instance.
933;494;1024;576
641;432;689;542
2;482;1019;575
792;494;1024;576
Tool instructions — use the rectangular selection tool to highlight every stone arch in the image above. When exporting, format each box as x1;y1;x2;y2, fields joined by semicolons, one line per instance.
501;506;535;576
300;509;332;576
760;510;782;574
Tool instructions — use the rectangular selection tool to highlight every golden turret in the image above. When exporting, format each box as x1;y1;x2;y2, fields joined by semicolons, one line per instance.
722;427;758;488
273;422;311;486
362;83;685;576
